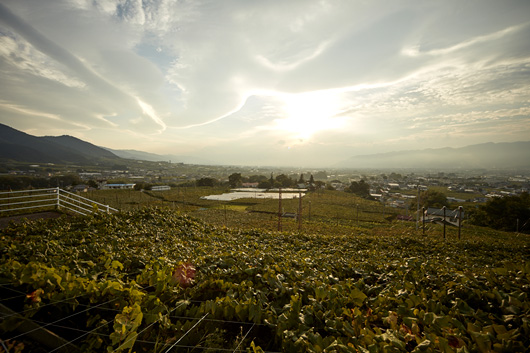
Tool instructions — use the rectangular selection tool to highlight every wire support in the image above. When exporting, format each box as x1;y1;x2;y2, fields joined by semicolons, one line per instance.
113;301;186;352
5;296;120;342
232;322;255;353
163;312;209;353
48;317;110;353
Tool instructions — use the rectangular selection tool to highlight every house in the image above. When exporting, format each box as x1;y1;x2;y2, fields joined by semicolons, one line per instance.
71;184;89;192
152;185;171;191
102;183;136;190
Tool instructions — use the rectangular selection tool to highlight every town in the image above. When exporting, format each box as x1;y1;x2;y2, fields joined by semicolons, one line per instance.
2;159;528;209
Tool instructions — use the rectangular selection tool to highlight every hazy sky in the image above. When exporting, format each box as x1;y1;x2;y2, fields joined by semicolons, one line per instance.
1;1;529;167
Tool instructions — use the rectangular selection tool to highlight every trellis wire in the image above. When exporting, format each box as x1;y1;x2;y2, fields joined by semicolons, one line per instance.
232;322;255;352
2;283;277;352
163;312;209;353
5;296;120;342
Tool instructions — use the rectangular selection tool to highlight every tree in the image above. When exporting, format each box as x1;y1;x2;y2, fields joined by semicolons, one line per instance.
412;190;448;209
345;179;372;199
314;180;325;190
309;174;315;185
275;174;293;187
298;174;305;184
134;182;152;191
228;173;242;188
257;180;272;189
196;177;217;187
470;193;530;233
248;175;267;183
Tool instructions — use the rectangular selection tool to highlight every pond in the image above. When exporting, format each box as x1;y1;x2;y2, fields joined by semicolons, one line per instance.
201;188;306;201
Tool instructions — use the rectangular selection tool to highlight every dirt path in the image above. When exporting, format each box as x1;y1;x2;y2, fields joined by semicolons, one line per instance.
0;211;66;229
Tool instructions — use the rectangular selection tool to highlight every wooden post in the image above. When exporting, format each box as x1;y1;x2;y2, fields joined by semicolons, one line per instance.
422;207;425;236
278;188;282;231
298;191;302;232
416;185;420;230
458;206;463;240
443;206;446;240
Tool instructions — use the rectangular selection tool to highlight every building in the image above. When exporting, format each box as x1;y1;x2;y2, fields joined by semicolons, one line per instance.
102;183;136;190
151;185;171;191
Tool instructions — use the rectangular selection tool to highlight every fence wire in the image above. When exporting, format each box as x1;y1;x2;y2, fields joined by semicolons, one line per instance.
1;281;279;353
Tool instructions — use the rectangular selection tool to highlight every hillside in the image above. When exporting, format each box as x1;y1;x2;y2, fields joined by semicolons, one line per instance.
341;141;530;169
0;123;120;165
0;208;528;352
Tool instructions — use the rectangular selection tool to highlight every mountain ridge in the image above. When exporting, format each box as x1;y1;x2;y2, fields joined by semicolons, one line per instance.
340;141;530;169
1;123;528;169
0;123;120;164
104;148;217;165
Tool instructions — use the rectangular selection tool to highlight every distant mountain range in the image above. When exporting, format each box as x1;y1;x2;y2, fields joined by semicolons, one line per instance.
0;123;213;165
104;148;216;166
340;142;530;170
1;123;528;169
0;123;119;164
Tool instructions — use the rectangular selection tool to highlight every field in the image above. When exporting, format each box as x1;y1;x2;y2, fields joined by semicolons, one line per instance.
1;189;529;352
83;188;404;234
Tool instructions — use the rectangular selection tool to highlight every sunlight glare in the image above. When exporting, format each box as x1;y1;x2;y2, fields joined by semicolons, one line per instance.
276;91;346;141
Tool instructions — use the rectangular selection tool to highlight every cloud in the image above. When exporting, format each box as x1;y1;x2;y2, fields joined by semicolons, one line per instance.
0;0;529;166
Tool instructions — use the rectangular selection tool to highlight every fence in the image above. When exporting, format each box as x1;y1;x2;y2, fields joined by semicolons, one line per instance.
0;187;118;216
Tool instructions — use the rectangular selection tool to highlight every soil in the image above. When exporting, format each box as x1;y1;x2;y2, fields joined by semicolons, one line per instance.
0;211;67;230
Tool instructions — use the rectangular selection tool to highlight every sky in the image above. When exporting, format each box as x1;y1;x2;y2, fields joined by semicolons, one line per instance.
0;0;529;167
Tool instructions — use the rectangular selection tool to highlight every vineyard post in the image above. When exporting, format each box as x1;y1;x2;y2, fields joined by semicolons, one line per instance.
382;196;385;220
458;206;463;239
298;191;302;232
56;187;60;210
416;185;420;230
443;206;446;240
422;207;425;235
278;188;282;231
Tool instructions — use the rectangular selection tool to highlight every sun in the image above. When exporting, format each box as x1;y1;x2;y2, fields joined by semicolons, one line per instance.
276;91;346;141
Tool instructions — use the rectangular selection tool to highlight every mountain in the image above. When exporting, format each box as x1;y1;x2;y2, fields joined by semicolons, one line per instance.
105;148;217;165
340;141;530;169
0;123;120;164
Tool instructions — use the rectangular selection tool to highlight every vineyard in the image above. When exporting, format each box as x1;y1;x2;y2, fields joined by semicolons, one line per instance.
1;205;529;352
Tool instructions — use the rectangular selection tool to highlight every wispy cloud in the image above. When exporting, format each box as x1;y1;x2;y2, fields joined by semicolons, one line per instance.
0;0;529;166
